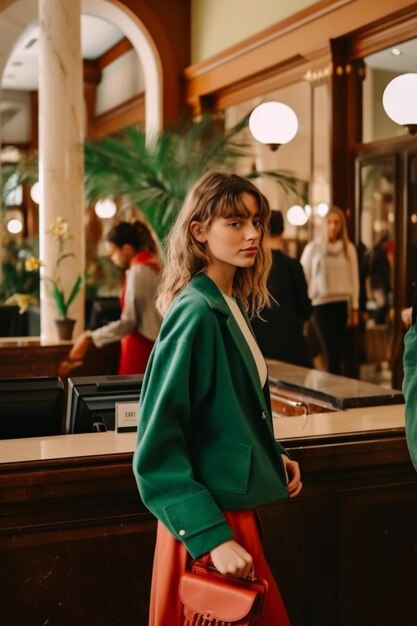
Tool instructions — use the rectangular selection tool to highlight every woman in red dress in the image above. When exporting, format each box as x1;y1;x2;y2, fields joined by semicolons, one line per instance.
70;220;162;374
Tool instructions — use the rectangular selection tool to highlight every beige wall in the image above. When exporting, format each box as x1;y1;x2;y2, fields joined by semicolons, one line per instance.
191;0;318;63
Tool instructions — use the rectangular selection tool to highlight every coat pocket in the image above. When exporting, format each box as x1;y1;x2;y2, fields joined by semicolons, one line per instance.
197;432;253;495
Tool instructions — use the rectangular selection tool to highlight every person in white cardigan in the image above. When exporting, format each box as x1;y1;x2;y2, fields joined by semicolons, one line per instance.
300;206;359;374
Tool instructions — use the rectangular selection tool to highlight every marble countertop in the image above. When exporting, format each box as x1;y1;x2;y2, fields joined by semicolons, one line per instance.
267;360;404;409
0;403;405;466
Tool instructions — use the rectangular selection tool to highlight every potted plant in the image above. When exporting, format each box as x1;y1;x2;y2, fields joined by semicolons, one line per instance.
24;216;86;340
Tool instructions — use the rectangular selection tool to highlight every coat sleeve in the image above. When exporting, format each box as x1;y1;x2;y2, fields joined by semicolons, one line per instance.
402;324;417;472
132;297;234;558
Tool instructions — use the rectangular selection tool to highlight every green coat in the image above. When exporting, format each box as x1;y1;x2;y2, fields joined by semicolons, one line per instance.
132;274;289;558
403;323;417;471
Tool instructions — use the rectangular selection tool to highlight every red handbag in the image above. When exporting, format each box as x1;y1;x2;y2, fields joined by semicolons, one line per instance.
179;557;268;626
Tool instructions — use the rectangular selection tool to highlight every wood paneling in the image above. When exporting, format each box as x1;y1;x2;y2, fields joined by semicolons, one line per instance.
0;428;416;625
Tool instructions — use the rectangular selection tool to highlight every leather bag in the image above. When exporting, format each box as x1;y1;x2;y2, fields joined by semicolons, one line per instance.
179;557;268;625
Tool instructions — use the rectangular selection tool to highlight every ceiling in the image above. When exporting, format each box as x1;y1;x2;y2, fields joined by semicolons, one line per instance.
1;14;124;91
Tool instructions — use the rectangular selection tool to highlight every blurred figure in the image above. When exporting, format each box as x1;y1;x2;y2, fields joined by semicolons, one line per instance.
366;230;392;325
69;220;162;374
300;207;359;375
252;210;313;367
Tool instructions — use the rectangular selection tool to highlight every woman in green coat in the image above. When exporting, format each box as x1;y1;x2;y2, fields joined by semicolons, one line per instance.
133;170;302;626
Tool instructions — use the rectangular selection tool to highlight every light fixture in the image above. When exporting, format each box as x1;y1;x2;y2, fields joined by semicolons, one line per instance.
6;217;23;234
30;181;41;204
0;145;20;163
249;101;298;151
382;73;417;134
391;48;402;56
95;198;117;219
287;204;308;226
316;202;329;217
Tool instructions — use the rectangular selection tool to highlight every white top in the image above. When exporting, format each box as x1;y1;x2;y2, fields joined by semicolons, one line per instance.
222;292;268;387
91;263;162;347
300;239;359;309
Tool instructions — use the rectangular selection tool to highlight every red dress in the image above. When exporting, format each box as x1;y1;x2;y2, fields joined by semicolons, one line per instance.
118;251;159;375
148;509;291;626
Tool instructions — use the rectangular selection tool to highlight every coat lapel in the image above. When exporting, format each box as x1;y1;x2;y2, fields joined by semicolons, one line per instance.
189;275;269;413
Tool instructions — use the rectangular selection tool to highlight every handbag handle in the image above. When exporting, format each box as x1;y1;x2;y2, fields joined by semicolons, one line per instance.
196;553;257;582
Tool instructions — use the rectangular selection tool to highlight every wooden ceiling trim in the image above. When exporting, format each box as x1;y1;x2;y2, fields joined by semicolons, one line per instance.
215;48;331;111
89;92;144;139
346;11;417;60
98;37;133;71
184;0;417;109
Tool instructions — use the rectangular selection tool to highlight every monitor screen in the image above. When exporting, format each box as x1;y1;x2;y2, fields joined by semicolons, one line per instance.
87;297;121;330
0;376;65;439
65;374;143;434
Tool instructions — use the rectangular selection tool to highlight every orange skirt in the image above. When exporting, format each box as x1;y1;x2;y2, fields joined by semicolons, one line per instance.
148;509;291;626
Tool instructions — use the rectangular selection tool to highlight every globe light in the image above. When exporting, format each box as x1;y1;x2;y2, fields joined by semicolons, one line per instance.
317;202;329;217
30;181;42;204
382;73;417;134
249;101;298;150
287;204;308;226
95;198;117;219
7;217;23;234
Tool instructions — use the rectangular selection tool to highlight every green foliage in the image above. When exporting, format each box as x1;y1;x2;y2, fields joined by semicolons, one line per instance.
0;239;40;302
84;115;301;242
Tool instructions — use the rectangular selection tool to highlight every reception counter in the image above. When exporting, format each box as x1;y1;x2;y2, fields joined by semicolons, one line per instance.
0;337;119;381
1;400;416;626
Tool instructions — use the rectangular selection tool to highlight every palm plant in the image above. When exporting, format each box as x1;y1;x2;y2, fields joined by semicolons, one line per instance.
84;114;302;242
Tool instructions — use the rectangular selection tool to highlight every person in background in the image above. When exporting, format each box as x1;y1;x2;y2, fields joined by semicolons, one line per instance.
69;220;162;374
300;206;359;375
251;210;313;368
133;171;302;626
366;230;392;325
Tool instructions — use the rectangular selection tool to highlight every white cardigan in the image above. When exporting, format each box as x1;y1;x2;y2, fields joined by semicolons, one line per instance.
300;239;359;309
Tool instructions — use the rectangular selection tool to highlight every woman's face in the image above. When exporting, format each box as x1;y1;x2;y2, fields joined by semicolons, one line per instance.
327;212;343;243
104;241;133;269
190;192;262;280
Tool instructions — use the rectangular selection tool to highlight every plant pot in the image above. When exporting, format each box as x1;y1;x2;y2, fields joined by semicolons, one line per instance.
55;318;76;341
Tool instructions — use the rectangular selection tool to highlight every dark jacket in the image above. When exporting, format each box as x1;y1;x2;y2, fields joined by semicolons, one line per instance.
252;249;313;367
132;274;289;559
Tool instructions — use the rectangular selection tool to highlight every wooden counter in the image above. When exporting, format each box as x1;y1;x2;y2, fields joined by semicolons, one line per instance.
1;404;416;626
0;337;119;380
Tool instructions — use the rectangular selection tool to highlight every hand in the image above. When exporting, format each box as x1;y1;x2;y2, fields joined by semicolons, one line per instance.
69;332;92;361
282;454;302;498
401;307;413;329
210;540;254;578
57;359;83;378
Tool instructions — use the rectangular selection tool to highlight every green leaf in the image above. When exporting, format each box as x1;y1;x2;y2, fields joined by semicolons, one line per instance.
52;284;67;318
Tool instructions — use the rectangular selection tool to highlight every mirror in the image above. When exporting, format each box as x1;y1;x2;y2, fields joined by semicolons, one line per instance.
363;37;417;142
358;157;395;385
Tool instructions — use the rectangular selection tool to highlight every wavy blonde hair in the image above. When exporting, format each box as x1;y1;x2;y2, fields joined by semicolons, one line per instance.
322;206;351;257
156;170;272;317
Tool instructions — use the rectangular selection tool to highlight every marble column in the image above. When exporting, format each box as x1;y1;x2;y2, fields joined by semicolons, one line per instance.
38;0;85;342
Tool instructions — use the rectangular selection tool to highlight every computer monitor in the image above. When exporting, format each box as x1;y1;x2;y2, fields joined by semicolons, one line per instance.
87;297;121;330
65;374;143;434
0;376;65;439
